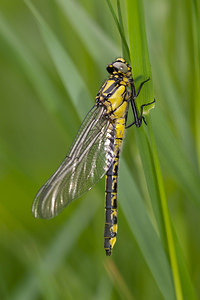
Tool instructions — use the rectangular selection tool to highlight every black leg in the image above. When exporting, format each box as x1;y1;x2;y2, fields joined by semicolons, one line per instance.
126;98;155;128
137;98;156;126
125;120;136;129
135;78;150;98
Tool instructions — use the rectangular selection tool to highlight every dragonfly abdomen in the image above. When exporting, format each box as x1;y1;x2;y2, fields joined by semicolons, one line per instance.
104;157;119;256
104;118;125;256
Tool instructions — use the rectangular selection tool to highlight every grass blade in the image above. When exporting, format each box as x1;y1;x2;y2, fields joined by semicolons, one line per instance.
106;0;130;61
125;1;185;299
119;160;175;300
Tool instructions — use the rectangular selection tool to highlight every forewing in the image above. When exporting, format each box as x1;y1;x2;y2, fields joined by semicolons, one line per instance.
32;105;115;219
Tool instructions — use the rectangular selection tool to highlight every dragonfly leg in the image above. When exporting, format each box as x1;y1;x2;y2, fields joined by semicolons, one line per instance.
125;120;136;129
135;78;150;98
137;98;156;125
126;98;155;128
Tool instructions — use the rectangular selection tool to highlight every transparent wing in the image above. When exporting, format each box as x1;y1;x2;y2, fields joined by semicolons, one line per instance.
32;105;115;219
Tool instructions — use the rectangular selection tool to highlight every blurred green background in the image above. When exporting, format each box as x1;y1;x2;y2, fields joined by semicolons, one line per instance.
0;0;200;299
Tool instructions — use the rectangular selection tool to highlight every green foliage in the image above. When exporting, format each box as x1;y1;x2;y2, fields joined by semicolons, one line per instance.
0;0;199;299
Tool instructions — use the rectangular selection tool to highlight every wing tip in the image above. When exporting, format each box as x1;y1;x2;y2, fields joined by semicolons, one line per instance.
32;195;57;220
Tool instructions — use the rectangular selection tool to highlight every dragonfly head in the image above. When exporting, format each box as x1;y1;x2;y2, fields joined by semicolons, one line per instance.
107;58;132;77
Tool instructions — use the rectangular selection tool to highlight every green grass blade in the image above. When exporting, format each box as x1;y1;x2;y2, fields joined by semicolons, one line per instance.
116;0;130;61
125;0;185;299
149;124;183;300
106;0;130;61
126;0;153;97
119;160;176;300
125;0;198;299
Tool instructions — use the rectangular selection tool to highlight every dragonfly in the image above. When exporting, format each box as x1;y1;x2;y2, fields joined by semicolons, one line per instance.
32;58;155;256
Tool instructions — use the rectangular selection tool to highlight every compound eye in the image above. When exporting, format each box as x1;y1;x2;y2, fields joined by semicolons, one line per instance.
113;61;128;73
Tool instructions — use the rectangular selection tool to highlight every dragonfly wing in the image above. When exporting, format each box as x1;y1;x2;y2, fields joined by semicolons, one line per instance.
32;105;115;219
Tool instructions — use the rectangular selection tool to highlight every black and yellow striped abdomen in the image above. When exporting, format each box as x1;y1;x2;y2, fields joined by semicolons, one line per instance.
104;118;126;255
